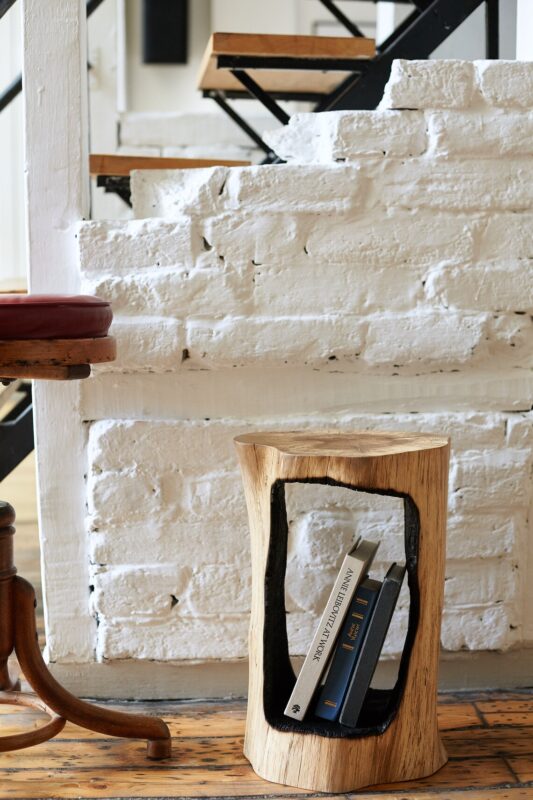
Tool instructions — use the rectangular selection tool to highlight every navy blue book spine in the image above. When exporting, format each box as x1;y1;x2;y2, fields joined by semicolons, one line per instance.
313;578;380;722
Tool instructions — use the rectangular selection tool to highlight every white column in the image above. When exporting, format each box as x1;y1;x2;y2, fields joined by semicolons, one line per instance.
516;0;533;59
22;0;96;665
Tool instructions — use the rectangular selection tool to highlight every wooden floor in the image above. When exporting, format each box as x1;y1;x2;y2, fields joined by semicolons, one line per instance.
0;692;532;799
2;457;533;798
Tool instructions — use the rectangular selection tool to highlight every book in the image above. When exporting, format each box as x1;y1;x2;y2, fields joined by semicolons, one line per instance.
313;577;381;721
339;563;406;728
284;538;379;722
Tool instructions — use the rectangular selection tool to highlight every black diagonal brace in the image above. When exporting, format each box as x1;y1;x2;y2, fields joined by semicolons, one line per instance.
207;91;279;159
318;0;487;111
318;0;364;37
0;0;17;21
230;70;290;125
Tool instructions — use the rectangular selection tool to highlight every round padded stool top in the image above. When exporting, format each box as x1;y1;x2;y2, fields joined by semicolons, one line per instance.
0;295;113;340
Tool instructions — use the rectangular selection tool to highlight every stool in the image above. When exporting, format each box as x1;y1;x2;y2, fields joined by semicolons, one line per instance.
234;430;450;792
0;294;171;758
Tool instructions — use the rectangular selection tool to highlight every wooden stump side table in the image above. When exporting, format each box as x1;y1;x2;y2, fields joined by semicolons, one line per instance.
234;431;450;793
0;294;171;758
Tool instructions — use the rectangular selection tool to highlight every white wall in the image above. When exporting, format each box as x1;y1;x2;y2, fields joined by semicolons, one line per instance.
58;59;533;698
125;0;211;113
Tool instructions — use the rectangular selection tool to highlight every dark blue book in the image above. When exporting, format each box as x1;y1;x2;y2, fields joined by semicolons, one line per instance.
313;577;381;722
339;563;406;728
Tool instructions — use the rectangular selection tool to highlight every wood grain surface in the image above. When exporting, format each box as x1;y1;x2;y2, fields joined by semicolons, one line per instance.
198;32;375;94
0;692;531;799
235;430;450;792
90;154;250;177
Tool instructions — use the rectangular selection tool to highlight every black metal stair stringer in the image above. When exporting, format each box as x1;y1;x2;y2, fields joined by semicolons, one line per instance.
0;383;34;483
318;0;488;112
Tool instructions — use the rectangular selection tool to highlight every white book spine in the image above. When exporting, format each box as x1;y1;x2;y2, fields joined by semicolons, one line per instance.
284;551;369;722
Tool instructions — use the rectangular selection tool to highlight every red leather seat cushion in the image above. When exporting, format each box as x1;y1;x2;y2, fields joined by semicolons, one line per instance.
0;295;113;340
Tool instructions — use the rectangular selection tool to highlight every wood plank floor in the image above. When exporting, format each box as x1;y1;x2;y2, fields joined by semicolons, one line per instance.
2;456;533;798
0;692;531;798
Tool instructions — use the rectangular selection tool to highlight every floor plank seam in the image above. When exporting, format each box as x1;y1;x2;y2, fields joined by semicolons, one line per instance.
472;702;489;728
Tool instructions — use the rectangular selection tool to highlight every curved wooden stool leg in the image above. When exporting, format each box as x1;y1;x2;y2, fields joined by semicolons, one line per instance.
0;691;65;752
14;577;171;760
0;503;20;693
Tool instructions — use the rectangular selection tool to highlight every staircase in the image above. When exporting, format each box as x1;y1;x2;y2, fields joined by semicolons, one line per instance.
0;0;503;477
198;0;498;160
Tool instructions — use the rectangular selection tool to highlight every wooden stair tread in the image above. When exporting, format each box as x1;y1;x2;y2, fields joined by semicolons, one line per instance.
90;154;250;177
198;32;375;95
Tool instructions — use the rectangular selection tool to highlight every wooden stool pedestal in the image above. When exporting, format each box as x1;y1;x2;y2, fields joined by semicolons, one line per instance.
235;431;450;793
0;296;171;758
0;503;171;758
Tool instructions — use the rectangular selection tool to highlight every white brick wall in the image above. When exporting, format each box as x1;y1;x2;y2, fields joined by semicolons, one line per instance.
118;110;280;165
73;60;533;676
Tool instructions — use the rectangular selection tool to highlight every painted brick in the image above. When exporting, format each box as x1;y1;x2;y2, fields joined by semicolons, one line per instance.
224;164;366;213
253;260;424;315
441;605;519;651
88;420;249;474
181;565;251;616
72;61;533;670
506;414;533;448
446;513;519;560
424;263;533;313
186;316;366;368
132;167;229;219
476;60;533;109
376;159;533;212
304;209;475;267
182;472;244;522
265;110;427;163
428;110;533;157
120;110;278;148
363;312;488;367
444;560;518;606
87;468;183;527
450;450;532;513
479;213;533;260
203;211;309;264
78;219;195;274
85;266;251;318
98;616;249;660
91;566;191;618
94;316;184;373
89;520;251;571
381;60;476;110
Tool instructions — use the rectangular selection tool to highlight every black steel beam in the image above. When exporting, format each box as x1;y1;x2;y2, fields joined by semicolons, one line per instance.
218;55;371;72
318;0;364;37
230;70;290;125
96;176;132;207
319;0;487;111
485;0;499;59
207;88;326;102
0;74;22;113
0;385;34;483
86;0;107;16
208;91;278;158
0;0;17;21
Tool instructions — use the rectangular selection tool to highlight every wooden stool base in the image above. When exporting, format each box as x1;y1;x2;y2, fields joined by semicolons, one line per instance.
0;502;171;759
0;691;65;752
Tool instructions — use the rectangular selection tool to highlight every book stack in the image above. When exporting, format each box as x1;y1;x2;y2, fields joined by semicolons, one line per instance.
284;538;405;727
